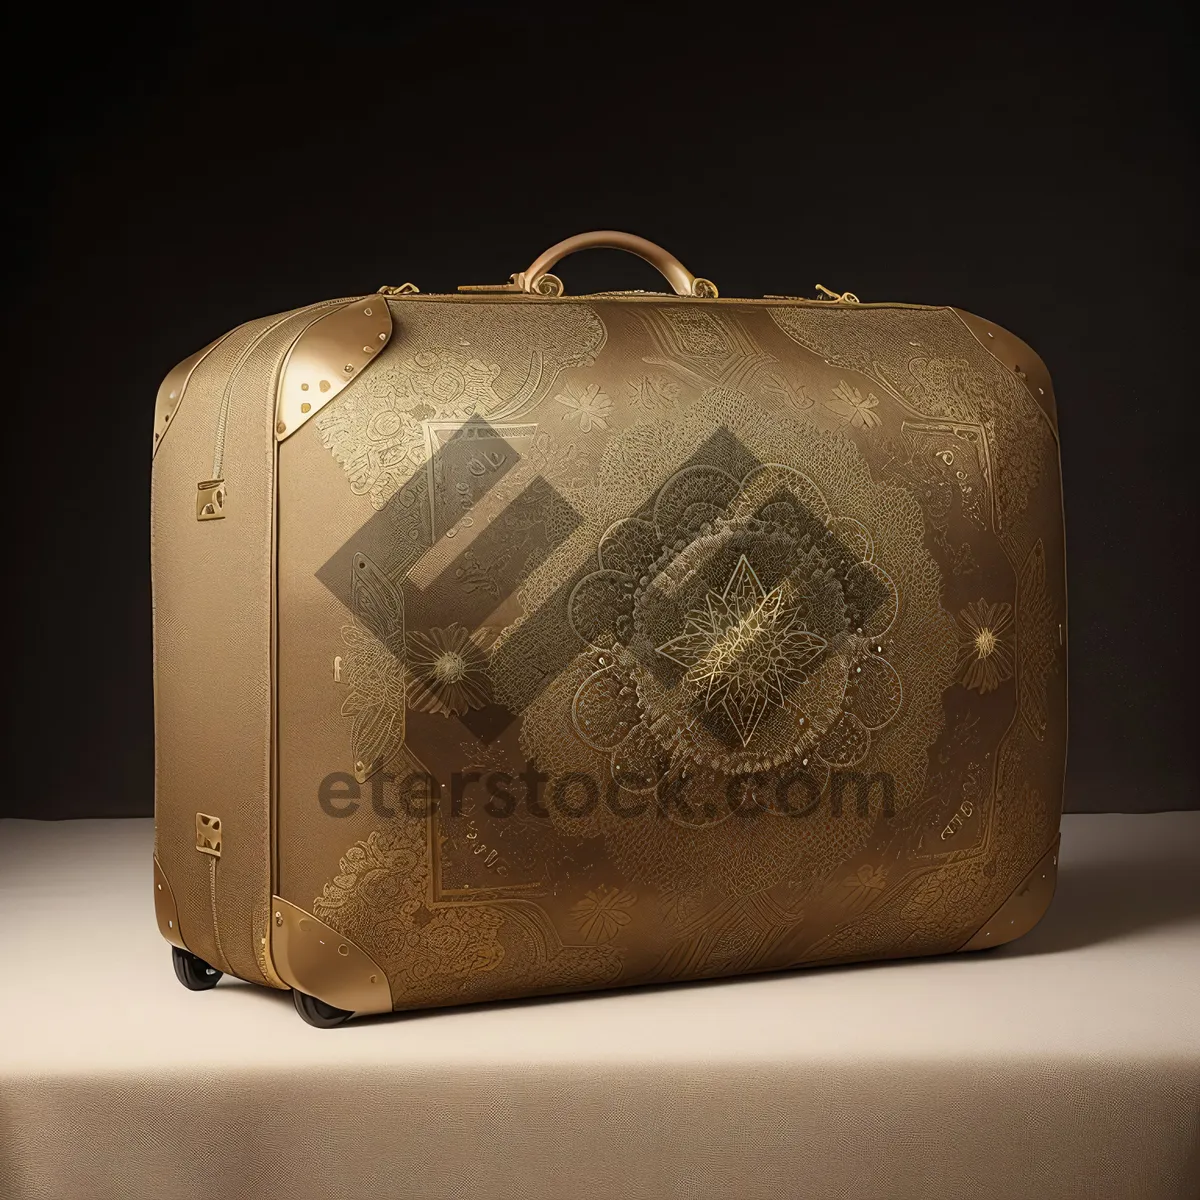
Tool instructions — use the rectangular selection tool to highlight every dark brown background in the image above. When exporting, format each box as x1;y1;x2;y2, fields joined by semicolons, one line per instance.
6;3;1195;818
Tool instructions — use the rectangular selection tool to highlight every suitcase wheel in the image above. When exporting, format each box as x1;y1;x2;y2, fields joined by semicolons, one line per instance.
171;947;223;991
292;989;353;1028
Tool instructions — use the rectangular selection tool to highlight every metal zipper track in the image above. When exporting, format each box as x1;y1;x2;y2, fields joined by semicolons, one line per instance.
209;300;349;481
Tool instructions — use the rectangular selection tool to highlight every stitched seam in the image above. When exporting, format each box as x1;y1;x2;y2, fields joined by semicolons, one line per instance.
209;856;229;972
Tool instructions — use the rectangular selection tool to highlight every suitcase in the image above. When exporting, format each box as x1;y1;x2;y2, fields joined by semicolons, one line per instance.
151;231;1067;1026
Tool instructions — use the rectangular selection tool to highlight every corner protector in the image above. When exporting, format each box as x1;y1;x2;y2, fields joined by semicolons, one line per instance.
153;855;187;950
152;335;229;458
959;835;1060;952
951;308;1058;431
275;297;393;441
268;896;393;1015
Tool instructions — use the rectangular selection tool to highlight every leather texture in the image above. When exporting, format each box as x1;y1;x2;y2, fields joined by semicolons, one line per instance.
152;258;1066;1016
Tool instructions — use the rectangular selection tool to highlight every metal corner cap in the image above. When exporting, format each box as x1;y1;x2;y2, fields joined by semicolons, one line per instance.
153;855;187;949
951;307;1058;429
268;896;393;1015
959;836;1060;952
275;297;393;441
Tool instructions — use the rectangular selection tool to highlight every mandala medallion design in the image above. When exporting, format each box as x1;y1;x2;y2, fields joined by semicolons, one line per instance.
509;393;960;896
656;555;827;747
566;460;905;789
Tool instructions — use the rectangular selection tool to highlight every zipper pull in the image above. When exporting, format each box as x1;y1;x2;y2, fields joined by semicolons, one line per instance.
196;479;227;521
377;282;420;296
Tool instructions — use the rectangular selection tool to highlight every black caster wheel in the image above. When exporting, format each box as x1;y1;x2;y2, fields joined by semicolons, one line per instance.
292;989;353;1028
172;946;222;991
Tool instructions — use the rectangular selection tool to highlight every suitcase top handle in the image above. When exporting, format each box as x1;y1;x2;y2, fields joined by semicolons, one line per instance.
459;231;719;299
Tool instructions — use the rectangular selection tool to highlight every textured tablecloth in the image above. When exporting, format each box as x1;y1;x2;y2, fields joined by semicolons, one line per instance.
1;813;1197;1200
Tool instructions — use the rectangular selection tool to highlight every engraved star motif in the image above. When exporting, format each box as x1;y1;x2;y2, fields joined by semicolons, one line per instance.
656;555;827;747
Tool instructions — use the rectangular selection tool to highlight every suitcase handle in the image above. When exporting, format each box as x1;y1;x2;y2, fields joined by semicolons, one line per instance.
459;231;719;299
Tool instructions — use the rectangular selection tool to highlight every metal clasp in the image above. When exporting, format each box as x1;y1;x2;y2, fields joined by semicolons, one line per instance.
815;284;861;304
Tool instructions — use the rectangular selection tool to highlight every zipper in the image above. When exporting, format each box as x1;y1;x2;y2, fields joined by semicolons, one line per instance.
764;285;861;303
195;369;237;520
379;282;875;305
196;302;347;522
211;386;233;481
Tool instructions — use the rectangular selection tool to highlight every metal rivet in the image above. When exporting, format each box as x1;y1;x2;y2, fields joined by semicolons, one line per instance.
338;944;349;957
168;919;173;928
369;974;377;984
276;421;286;434
319;380;331;392
163;413;170;423
986;331;994;338
274;911;283;926
168;391;177;400
157;883;162;891
300;382;309;391
362;345;372;353
363;306;373;316
300;402;311;413
343;364;354;373
378;332;386;341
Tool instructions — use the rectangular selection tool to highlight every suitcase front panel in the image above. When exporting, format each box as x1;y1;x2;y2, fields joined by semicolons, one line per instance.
274;295;1066;1011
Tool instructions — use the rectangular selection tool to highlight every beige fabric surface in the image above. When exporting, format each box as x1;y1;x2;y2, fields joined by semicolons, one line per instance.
1;813;1197;1200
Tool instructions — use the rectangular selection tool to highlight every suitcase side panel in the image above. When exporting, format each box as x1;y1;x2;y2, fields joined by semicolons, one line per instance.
151;303;341;984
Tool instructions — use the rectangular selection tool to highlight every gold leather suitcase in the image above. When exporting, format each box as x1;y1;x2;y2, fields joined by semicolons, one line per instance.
151;231;1066;1025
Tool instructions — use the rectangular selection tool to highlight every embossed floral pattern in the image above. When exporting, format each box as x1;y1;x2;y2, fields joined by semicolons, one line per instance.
628;374;680;412
317;350;503;510
556;382;612;432
406;624;490;716
956;599;1015;693
314;827;506;1004
840;864;888;912
339;552;406;781
570;885;637;943
825;380;882;429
